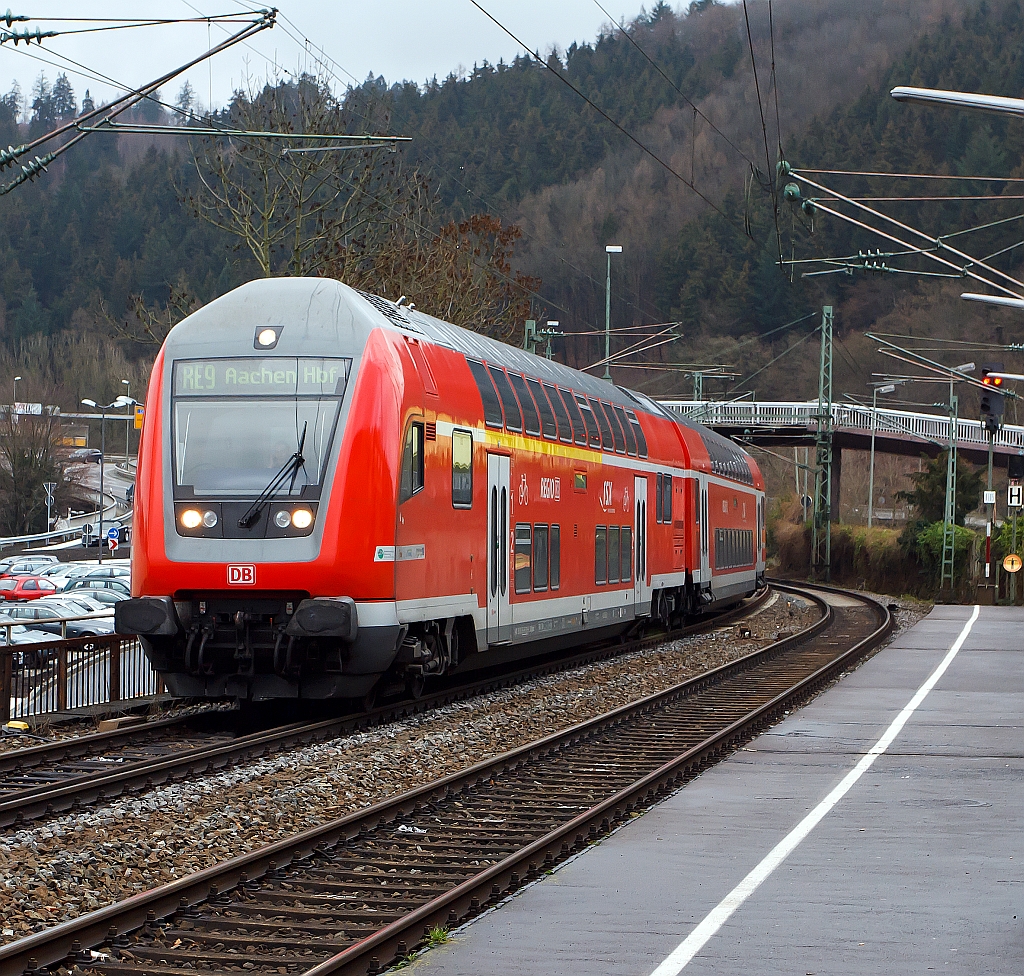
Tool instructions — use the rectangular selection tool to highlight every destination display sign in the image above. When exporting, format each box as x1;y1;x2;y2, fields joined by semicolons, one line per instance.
173;357;350;397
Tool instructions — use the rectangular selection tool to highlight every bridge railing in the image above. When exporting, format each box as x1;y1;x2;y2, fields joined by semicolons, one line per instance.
660;400;1024;451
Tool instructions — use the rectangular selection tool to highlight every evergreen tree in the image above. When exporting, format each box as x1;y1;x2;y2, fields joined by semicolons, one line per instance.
29;72;53;127
50;73;76;120
80;89;95;115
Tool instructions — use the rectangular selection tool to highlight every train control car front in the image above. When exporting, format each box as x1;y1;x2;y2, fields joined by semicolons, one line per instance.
115;277;407;702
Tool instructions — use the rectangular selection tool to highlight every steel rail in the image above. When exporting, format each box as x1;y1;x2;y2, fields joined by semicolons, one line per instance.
0;589;771;827
0;583;893;976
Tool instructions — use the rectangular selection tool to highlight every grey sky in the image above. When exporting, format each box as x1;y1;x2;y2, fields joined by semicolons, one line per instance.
1;2;652;115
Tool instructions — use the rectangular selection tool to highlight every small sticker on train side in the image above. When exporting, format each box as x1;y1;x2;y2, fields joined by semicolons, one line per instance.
227;564;256;586
397;544;426;561
374;546;396;562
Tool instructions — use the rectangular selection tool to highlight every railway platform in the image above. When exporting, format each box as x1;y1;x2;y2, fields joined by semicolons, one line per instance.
412;599;1023;975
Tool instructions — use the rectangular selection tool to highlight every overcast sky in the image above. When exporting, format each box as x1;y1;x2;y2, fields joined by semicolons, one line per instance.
0;2;655;115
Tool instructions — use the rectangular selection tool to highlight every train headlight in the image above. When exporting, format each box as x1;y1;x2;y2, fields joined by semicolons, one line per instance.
291;508;313;530
257;328;277;347
274;510;292;528
202;510;218;528
180;509;202;529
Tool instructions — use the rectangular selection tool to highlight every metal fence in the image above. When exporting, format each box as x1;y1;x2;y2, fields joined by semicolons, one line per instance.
2;631;161;723
660;399;1024;452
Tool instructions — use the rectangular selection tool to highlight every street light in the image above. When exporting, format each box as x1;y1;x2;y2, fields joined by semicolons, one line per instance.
604;245;622;382
12;375;21;406
868;381;900;527
122;379;131;463
81;394;134;564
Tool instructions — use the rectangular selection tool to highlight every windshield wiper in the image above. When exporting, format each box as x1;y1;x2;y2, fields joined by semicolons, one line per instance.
238;422;307;529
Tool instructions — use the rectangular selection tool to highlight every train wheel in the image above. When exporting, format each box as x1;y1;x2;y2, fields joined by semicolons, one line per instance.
405;672;426;700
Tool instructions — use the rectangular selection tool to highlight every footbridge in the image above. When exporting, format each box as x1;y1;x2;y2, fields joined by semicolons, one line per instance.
659;399;1024;513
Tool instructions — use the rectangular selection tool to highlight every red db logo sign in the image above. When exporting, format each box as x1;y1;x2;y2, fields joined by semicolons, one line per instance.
227;564;256;586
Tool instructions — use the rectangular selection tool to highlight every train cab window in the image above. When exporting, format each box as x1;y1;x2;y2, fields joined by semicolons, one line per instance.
576;396;601;449
399;421;425;503
608;526;620;584
534;524;549;591
528;378;558;440
467;359;504;428
550;525;561;589
588;398;614;451
620;526;632;582
611;403;637;456
488;366;523;432
514;523;532;594
509;373;541;436
625;409;648;458
452;430;473;508
663;475;673;524
595;526;607;584
656;473;664;523
544;383;571;442
558;389;587;446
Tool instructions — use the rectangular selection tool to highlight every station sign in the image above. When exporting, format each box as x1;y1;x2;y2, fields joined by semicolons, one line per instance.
984;489;997;505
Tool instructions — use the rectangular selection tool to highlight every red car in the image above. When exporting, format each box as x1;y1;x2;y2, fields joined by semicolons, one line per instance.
0;575;60;601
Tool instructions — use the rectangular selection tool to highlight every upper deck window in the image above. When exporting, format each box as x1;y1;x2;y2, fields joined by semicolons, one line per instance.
467;359;504;428
488;366;523;433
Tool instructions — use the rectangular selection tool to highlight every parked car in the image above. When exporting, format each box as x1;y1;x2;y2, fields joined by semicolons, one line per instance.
0;575;60;601
0;554;60;579
69;448;102;463
3;600;115;638
78;564;131;583
61;585;129;606
0;616;63;668
40;563;97;590
65;576;130;596
52;594;114;617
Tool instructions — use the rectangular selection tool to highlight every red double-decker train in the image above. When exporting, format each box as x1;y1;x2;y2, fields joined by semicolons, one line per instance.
115;278;766;703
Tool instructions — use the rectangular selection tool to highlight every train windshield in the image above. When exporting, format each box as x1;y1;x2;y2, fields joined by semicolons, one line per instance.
171;357;350;496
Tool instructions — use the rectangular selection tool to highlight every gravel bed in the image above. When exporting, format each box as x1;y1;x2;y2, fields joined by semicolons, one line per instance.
0;591;895;943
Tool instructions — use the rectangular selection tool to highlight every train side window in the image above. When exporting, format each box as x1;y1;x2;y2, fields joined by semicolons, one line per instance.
625;409;648;458
467;359;503;428
399;421;424;503
620;526;632;582
576;396;602;448
589;397;614;450
488;366;523;432
514;523;532;594
529;378;558;440
534;524;549;591
601;402;626;454
608;526;620;584
452;430;473;508
663;475;673;524
611;403;637;456
559;389;587;446
595;526;607;584
545;383;572;442
550;524;561;589
656;473;664;523
509;372;541;436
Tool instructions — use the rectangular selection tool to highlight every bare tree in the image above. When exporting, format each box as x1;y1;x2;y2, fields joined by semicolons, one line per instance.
186;73;403;277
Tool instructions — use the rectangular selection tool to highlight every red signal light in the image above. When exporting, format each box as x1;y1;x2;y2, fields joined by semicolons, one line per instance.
983;375;993;385
994;376;1004;386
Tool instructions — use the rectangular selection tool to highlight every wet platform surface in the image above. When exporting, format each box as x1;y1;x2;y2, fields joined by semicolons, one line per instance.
410;604;1024;975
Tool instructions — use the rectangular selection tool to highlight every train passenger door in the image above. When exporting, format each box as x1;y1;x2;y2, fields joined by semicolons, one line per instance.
487;454;511;643
634;476;651;615
699;476;710;583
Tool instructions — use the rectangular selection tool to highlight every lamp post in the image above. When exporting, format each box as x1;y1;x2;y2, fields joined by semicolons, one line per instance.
12;375;21;407
122;379;131;463
81;395;134;563
604;245;622;382
868;382;895;528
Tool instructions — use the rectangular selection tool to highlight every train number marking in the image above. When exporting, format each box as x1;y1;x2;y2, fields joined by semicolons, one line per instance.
227;564;256;586
539;477;560;501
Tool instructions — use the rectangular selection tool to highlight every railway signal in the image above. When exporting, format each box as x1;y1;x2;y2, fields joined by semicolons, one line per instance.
980;362;1005;433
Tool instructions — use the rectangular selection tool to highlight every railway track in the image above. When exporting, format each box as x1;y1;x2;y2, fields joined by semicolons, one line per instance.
0;588;771;828
0;582;892;976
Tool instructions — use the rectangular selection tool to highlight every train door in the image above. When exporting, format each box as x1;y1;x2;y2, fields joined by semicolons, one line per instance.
487;454;511;643
634;476;651;615
699;476;710;583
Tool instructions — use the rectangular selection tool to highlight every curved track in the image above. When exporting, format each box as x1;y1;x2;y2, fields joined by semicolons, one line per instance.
0;589;770;828
0;582;892;976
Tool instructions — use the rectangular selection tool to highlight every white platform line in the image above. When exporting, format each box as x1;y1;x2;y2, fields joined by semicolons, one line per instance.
649;604;981;976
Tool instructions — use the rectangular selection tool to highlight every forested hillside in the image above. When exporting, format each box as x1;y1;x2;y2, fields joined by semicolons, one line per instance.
3;0;1023;412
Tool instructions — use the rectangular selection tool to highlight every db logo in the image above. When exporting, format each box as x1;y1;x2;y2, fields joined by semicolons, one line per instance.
227;564;256;586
